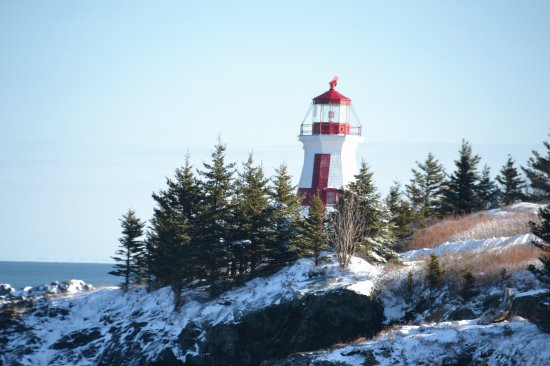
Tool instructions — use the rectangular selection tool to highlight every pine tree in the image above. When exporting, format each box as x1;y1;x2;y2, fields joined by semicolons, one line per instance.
405;153;446;225
426;254;445;289
148;156;202;297
231;154;271;276
197;138;236;294
386;181;415;245
441;140;481;215
348;161;397;263
497;155;526;205
477;165;501;209
403;271;415;303
460;269;478;300
298;193;328;266
522;136;550;202
529;205;550;285
267;163;302;268
110;209;146;291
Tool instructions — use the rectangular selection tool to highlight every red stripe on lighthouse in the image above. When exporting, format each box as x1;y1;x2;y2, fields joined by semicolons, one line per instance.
312;154;331;190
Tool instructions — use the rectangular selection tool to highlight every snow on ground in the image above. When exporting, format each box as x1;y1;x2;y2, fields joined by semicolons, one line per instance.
485;202;544;216
403;233;535;261
197;254;379;325
315;318;550;366
3;254;380;365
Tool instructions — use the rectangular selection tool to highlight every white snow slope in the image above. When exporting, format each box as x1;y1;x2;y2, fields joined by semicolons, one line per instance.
315;318;550;366
1;255;379;365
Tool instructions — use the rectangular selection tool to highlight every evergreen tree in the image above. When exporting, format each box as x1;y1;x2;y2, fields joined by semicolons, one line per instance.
348;161;397;263
267;163;302;268
197;138;236;293
460;269;478;300
231;154;271;276
496;155;526;205
426;254;445;289
402;271;415;303
405;153;446;225
298;193;328;266
110;209;146;291
522;135;550;202
529;205;550;285
477;165;501;209
386;181;415;245
148;156;202;297
441;140;481;215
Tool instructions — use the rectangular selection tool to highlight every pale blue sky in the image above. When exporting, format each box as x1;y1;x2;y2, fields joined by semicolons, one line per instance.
1;1;549;262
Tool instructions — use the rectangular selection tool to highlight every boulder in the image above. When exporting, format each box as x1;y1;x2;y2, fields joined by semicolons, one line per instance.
0;284;14;297
180;289;384;366
449;307;476;321
511;292;550;333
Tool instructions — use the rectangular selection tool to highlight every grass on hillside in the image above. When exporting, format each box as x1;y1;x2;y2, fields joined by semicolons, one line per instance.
404;209;538;252
439;246;542;289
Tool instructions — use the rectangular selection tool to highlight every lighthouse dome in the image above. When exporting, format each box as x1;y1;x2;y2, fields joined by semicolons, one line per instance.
312;77;351;105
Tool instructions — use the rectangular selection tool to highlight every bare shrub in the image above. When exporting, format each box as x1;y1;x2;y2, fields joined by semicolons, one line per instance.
404;210;537;252
329;193;367;268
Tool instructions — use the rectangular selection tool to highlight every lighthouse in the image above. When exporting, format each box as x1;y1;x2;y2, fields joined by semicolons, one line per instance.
298;77;363;206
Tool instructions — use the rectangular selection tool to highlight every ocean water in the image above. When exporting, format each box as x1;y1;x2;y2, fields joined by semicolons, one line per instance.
0;261;118;290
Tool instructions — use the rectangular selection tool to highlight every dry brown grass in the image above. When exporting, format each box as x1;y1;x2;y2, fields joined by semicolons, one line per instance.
404;210;537;252
438;245;542;288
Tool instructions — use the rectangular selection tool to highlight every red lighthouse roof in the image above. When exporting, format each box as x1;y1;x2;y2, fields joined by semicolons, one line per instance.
312;76;351;105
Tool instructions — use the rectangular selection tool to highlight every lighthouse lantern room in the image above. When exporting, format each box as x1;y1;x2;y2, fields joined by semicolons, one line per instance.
298;77;363;206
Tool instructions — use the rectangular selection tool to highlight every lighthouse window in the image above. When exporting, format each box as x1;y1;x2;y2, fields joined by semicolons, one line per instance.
327;191;336;205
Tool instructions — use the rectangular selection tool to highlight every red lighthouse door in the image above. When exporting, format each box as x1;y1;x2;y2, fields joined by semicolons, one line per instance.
312;154;330;190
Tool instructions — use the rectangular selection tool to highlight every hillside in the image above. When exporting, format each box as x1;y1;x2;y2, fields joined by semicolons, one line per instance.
1;204;549;366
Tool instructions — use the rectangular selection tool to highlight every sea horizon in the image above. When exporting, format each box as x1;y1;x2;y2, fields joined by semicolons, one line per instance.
0;261;119;290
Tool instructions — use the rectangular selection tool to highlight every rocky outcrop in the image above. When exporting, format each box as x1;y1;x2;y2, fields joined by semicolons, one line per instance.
178;289;383;366
511;291;550;333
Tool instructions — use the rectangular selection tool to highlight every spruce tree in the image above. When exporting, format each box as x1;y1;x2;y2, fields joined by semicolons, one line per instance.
403;271;415;303
267;163;302;268
405;153;446;225
232;154;271;276
522;135;550;202
386;181;414;245
110;209;146;291
441;140;481;215
197;138;236;293
460;269;478;300
529;205;550;285
348;161;397;263
426;254;445;289
496;156;525;205
148;156;202;297
298;193;328;266
477;165;501;209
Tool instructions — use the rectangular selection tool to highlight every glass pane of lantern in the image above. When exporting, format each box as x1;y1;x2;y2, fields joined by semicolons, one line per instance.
339;105;348;123
312;105;322;123
320;105;340;122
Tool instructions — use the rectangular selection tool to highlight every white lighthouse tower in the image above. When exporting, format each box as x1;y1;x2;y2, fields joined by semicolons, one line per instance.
298;77;363;206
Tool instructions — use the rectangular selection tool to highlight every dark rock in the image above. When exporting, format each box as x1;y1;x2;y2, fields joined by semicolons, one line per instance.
180;289;384;366
482;293;502;310
0;285;14;296
50;327;102;350
511;292;550;333
449;307;476;321
150;348;185;366
259;354;314;366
